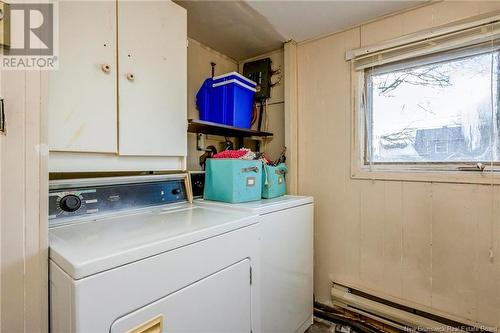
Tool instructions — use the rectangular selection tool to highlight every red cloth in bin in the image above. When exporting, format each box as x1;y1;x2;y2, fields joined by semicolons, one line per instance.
212;150;248;159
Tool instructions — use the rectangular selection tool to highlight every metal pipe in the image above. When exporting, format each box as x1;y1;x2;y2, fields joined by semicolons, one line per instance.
196;133;213;152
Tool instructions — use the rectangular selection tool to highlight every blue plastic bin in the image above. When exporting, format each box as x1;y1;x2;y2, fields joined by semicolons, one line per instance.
196;72;257;129
204;159;262;203
196;78;224;124
212;72;256;128
262;163;288;199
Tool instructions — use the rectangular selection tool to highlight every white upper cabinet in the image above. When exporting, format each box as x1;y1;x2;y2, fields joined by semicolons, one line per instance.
117;1;187;156
48;0;187;169
48;1;117;153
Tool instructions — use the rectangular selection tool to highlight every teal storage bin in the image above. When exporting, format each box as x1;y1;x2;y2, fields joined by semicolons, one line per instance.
262;163;288;199
204;159;262;203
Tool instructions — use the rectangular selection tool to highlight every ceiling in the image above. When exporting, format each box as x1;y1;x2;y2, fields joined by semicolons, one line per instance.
174;0;425;61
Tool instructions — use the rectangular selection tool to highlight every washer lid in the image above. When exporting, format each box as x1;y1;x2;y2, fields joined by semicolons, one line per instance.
49;204;257;279
196;195;313;215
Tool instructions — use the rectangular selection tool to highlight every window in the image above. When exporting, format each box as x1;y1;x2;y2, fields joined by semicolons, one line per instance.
364;46;500;165
435;141;448;154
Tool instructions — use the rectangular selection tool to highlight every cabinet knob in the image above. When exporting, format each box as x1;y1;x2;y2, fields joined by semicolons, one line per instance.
101;64;111;73
126;73;135;82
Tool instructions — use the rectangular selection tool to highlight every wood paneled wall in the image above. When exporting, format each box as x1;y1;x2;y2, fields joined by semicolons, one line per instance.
186;39;239;170
0;55;48;331
187;39;286;169
239;49;285;162
297;1;500;327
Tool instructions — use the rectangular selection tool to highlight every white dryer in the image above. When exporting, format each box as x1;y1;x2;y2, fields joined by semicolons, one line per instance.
49;174;261;333
196;195;314;333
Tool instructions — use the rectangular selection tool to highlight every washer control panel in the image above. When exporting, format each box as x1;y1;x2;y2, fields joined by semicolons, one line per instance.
49;176;187;226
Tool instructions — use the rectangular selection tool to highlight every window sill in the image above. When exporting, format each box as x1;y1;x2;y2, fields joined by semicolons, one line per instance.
352;166;500;185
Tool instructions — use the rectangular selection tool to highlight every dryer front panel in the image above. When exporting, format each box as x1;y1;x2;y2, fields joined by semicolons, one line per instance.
111;259;251;333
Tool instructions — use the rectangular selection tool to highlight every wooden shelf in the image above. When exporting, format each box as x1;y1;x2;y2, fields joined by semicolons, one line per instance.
187;119;273;138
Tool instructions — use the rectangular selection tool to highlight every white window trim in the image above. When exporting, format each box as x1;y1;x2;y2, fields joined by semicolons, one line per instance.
349;13;500;185
346;11;500;69
350;63;500;185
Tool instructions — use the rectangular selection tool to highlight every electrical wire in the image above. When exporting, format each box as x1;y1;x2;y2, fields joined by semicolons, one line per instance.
263;99;269;154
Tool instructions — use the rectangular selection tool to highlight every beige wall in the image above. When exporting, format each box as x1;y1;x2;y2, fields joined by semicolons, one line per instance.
239;49;285;161
297;1;500;327
187;40;286;169
186;39;239;170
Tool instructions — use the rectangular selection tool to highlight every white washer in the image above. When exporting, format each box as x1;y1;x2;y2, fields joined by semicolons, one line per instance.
197;195;314;333
49;175;261;333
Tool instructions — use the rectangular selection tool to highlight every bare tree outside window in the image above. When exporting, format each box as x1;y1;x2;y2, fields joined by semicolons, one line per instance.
365;48;500;163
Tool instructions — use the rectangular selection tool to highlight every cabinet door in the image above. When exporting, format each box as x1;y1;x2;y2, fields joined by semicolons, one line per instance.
110;259;251;333
117;0;187;156
48;1;117;153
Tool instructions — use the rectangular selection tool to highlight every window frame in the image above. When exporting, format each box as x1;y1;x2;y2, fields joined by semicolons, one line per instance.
351;43;500;184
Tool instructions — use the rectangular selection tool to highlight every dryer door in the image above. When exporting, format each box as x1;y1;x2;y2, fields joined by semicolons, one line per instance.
110;259;252;333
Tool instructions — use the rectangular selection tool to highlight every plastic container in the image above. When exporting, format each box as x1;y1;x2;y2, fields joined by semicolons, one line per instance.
212;72;256;129
196;78;224;124
262;163;288;199
196;72;257;129
204;159;262;203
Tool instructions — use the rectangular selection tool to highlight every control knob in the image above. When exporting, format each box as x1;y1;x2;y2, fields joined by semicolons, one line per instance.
59;194;82;212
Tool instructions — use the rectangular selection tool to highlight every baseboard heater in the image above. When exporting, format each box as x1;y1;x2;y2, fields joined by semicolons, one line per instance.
330;283;495;333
